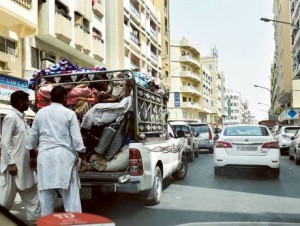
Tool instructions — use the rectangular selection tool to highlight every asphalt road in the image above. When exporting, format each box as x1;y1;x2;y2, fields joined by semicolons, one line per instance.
11;153;300;225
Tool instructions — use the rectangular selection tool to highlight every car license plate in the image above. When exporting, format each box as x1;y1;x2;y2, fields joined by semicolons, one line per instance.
237;146;257;151
80;187;92;200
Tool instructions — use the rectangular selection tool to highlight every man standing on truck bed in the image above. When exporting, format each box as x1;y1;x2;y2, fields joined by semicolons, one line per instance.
26;85;86;216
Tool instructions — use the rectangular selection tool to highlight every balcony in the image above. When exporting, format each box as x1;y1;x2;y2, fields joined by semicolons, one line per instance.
179;39;200;55
181;102;201;110
0;0;37;37
93;0;104;18
93;36;104;61
75;0;92;21
180;86;201;96
83;31;91;54
149;26;158;42
55;13;72;44
179;70;201;82
74;25;84;50
130;33;140;46
180;55;200;69
130;3;141;25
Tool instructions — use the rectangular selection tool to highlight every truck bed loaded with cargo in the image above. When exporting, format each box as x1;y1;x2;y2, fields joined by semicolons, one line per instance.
30;59;187;205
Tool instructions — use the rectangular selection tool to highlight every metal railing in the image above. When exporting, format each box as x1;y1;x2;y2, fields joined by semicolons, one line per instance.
11;0;32;10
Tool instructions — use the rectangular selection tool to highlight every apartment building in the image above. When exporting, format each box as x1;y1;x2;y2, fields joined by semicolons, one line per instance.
22;0;105;82
202;65;213;122
272;0;295;123
0;0;38;77
200;50;223;124
224;89;244;125
168;38;202;121
154;0;170;88
106;0;162;80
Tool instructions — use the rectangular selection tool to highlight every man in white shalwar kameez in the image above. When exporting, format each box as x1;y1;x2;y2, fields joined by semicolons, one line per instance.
0;90;40;221
26;86;86;216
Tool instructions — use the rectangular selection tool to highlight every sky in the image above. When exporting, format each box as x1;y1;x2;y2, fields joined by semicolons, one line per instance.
170;0;275;121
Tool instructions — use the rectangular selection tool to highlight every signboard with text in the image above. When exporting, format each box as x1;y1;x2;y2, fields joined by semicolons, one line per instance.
0;74;28;101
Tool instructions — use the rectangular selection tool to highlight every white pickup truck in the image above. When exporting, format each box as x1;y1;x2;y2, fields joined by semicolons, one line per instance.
34;69;187;205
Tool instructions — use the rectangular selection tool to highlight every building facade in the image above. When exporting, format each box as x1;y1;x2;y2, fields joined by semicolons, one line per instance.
106;0;162;80
224;89;244;125
168;38;202;121
272;0;293;122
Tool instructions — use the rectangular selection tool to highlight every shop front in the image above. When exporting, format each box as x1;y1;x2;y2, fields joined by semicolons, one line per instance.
0;73;35;138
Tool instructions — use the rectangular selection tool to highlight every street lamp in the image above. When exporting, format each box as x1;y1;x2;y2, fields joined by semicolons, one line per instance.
257;102;270;108
253;84;271;93
260;17;299;29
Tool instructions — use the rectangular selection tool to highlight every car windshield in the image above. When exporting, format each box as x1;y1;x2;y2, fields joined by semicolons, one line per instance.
224;126;270;136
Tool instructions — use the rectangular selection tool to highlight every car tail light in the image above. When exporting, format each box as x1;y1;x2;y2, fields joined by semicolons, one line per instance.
208;131;212;140
129;148;144;176
261;141;279;149
215;141;232;148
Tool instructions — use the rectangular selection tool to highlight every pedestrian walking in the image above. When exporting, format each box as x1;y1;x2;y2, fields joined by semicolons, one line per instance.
26;85;86;216
0;90;40;221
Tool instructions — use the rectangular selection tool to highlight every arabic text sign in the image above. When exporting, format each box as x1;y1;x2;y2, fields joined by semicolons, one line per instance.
0;74;28;101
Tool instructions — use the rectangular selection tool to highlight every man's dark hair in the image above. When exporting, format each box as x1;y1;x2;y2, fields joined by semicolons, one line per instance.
51;86;67;103
10;90;29;108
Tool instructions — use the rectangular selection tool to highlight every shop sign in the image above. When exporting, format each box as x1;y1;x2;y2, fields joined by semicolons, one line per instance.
0;74;28;101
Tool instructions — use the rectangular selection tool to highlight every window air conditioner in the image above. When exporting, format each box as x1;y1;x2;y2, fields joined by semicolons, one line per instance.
41;60;54;69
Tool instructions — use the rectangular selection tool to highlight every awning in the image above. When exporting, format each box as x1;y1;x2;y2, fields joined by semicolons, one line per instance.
0;103;35;118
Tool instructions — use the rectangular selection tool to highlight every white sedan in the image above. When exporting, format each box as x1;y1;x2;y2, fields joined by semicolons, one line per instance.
214;124;280;178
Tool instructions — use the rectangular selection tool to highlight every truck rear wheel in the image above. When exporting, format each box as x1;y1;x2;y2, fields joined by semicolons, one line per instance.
172;155;188;180
145;166;162;205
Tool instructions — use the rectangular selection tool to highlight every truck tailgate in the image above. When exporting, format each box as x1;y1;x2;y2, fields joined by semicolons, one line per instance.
79;171;128;182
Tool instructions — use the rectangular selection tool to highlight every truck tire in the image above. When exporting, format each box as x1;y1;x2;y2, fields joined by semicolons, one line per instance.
172;155;188;180
145;166;162;205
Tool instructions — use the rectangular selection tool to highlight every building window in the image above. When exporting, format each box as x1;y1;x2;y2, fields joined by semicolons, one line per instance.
165;41;169;56
182;112;187;118
183;97;187;102
0;36;16;56
92;28;104;43
31;47;39;69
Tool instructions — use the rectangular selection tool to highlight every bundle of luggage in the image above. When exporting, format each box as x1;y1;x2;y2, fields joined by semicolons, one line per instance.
29;58;167;171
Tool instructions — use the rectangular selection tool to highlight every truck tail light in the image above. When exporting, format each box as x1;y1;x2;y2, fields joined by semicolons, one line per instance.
188;138;192;145
208;131;213;140
129;148;144;176
261;141;279;149
215;141;232;148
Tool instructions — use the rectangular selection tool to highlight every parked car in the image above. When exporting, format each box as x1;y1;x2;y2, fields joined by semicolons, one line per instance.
169;121;198;162
214;124;280;178
289;129;300;164
275;125;300;154
188;122;215;154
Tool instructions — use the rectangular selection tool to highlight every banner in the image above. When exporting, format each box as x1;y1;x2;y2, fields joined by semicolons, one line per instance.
0;74;28;101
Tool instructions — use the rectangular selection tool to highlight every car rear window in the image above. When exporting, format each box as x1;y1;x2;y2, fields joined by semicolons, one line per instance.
171;125;192;137
189;125;209;133
224;126;270;136
284;127;300;134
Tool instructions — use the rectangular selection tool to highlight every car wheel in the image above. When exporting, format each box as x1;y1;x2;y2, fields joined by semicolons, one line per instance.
295;156;300;165
214;167;222;176
194;148;199;158
289;149;294;160
172;155;188;180
187;151;194;162
270;168;280;179
145;166;162;205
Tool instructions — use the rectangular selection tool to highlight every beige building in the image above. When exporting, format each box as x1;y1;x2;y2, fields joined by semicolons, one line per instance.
272;0;294;122
106;0;162;79
201;52;223;124
168;38;203;121
23;0;105;82
0;0;38;77
154;0;170;88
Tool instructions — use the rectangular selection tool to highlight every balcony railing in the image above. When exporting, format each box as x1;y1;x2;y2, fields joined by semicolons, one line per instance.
151;52;157;60
130;3;140;18
150;27;158;37
11;0;32;10
130;33;140;45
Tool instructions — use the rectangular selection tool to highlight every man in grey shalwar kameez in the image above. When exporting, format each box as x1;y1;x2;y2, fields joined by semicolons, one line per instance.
26;86;86;216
